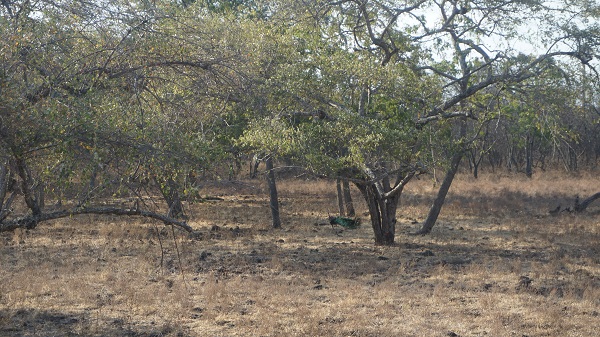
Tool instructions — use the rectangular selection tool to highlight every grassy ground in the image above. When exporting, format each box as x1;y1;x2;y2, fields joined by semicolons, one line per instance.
1;172;599;336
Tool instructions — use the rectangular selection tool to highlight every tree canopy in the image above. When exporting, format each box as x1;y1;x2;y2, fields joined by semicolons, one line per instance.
1;0;599;244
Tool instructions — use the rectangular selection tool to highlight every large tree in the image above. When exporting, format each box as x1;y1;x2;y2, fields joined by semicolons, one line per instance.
241;0;600;244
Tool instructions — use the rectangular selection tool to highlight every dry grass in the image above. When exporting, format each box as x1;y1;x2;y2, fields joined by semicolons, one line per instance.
1;172;600;336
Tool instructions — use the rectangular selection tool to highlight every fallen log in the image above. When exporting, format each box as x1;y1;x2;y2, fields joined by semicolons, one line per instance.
574;192;600;212
0;206;193;233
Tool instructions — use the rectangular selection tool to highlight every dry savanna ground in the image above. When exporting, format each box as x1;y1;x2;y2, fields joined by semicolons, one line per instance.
1;172;599;336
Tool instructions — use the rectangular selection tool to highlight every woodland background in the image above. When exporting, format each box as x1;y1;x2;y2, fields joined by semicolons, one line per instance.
1;0;600;243
1;1;600;335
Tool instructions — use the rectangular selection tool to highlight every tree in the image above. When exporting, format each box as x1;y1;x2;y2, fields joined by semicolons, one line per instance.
265;155;281;228
2;0;598;245
242;0;600;244
410;0;600;233
0;0;245;232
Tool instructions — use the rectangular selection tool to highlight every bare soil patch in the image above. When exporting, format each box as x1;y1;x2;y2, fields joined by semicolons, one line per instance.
1;173;599;336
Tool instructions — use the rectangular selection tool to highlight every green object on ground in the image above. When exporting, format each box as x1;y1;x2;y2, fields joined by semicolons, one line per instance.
329;216;361;229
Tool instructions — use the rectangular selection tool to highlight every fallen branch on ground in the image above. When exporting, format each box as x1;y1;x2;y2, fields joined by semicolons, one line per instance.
0;206;193;233
574;192;600;212
548;191;600;215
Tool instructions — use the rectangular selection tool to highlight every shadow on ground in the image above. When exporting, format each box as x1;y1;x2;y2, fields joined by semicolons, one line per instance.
0;308;187;337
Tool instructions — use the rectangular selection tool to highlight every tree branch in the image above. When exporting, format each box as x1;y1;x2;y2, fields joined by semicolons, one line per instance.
283;110;333;121
574;192;600;212
416;111;476;128
382;169;417;199
0;206;193;233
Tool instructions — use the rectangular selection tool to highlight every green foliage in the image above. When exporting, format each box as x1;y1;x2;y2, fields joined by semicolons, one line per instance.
1;0;599;230
235;10;435;179
0;0;242;205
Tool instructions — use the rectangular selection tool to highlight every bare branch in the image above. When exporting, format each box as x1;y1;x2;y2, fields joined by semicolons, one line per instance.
382;169;417;199
416;111;476;128
0;0;14;18
0;206;193;233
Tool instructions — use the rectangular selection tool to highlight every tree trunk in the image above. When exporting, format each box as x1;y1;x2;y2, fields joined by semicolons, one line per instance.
250;154;261;179
355;182;399;245
507;145;519;172
417;114;468;235
167;180;185;219
358;85;369;116
568;146;578;172
0;160;16;222
468;149;480;179
155;176;186;219
488;150;501;172
539;150;547;171
336;178;355;217
265;156;281;228
417;150;463;235
14;155;43;217
89;164;99;191
525;132;534;178
0;160;9;210
342;179;355;217
336;178;345;215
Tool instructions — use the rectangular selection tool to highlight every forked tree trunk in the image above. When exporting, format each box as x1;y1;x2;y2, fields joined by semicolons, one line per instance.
469;149;484;179
265;156;281;228
355;169;415;245
355;182;401;245
14;155;43;217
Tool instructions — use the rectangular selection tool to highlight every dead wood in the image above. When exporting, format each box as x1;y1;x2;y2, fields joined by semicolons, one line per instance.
0;206;193;233
548;205;561;216
549;192;600;215
574;192;600;212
